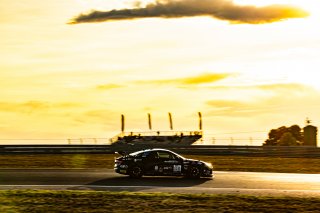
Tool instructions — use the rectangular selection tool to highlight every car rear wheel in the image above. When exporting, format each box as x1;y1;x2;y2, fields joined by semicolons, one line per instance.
188;166;201;179
129;166;143;178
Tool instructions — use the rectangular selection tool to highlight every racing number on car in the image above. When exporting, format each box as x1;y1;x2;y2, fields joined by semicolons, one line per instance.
173;165;181;172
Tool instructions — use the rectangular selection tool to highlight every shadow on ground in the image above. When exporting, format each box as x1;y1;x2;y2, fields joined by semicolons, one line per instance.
69;176;213;192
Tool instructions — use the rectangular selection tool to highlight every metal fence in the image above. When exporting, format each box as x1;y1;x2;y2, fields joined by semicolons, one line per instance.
0;136;318;147
0;138;111;145
0;144;319;157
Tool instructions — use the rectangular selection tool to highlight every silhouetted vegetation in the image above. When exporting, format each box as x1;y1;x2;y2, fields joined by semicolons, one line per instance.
264;125;304;146
1;190;319;212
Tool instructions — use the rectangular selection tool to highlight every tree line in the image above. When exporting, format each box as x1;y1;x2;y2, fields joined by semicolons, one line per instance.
264;125;304;146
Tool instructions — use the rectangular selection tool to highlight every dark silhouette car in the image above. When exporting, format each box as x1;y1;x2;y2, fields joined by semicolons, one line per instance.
114;148;213;178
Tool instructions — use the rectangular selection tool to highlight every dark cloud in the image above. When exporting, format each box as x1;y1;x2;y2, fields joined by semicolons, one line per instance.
70;0;308;24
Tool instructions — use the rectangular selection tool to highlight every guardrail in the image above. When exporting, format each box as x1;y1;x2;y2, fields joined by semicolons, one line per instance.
0;145;113;154
0;144;319;157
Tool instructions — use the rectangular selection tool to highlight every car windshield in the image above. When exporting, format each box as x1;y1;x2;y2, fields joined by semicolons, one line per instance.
171;151;185;160
161;150;185;160
129;150;146;157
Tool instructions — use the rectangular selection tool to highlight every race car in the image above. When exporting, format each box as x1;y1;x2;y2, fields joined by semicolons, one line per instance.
114;148;213;178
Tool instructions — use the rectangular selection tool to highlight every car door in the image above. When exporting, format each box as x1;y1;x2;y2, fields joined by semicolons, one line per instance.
157;151;183;175
143;151;161;175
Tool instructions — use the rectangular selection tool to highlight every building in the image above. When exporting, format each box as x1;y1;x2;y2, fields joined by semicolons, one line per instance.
303;124;318;146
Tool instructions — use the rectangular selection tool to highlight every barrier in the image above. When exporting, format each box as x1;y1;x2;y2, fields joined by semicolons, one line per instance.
0;144;319;157
0;145;113;154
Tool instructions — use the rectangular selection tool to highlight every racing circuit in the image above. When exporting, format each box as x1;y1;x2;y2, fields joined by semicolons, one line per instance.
0;169;319;197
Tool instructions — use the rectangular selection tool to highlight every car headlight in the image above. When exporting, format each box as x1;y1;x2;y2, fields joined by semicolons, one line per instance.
204;162;213;169
120;164;128;169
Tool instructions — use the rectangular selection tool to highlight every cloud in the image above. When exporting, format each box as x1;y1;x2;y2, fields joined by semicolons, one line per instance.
206;100;243;108
208;83;311;91
206;100;260;116
256;83;309;91
206;99;290;117
181;73;230;84
205;83;320;117
0;101;49;114
96;84;124;90
70;0;308;24
72;109;118;125
136;73;230;85
0;101;82;114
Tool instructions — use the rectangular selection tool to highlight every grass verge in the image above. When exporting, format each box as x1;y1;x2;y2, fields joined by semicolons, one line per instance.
0;190;319;212
0;154;320;173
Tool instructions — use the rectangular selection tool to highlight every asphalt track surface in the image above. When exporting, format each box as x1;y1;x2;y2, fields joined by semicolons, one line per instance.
0;169;319;197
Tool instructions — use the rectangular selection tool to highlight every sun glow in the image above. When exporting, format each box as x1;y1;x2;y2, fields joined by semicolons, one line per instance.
1;0;320;142
261;173;320;185
235;0;320;17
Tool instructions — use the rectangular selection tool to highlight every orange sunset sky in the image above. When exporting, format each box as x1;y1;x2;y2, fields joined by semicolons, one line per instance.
1;0;320;145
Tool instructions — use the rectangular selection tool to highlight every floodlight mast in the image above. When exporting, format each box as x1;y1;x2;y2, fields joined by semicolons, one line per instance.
148;113;152;130
119;112;203;135
121;114;125;133
198;112;202;131
168;112;173;130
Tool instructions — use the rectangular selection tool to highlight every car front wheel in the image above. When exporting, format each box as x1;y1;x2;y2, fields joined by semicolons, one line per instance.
187;166;201;179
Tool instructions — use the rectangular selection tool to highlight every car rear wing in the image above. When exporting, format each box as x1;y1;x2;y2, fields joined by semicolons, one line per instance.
115;151;127;156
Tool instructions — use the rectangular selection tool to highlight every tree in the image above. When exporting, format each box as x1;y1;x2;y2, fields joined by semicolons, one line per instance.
278;132;297;146
264;125;303;146
288;125;303;142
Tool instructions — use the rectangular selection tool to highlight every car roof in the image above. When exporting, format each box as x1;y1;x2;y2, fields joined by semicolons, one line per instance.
142;148;172;152
128;148;174;157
